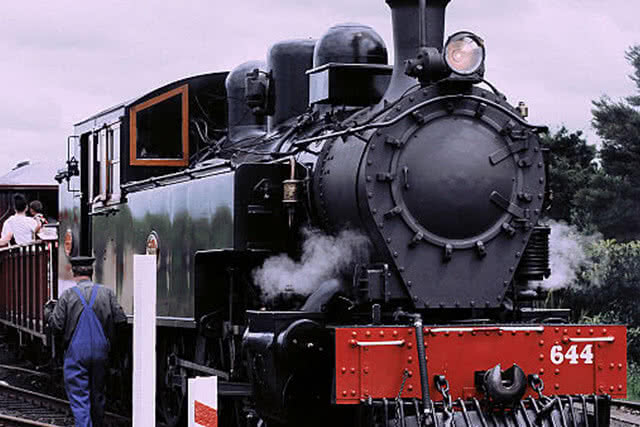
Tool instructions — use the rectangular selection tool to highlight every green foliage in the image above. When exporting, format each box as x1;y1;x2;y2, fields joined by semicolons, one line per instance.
584;44;640;240
541;127;596;223
628;363;640;401
625;45;640;107
572;172;640;239
593;45;640;178
593;98;640;181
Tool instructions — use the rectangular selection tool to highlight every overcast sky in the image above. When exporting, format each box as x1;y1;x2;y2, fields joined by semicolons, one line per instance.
0;0;638;175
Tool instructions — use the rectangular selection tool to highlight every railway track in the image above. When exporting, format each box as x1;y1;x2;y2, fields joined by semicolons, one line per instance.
0;413;58;427
611;400;640;426
0;364;49;378
0;381;130;427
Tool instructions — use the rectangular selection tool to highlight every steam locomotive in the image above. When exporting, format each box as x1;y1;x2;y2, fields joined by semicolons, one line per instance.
54;0;627;425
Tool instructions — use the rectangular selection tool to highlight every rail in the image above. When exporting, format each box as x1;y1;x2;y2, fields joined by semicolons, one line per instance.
612;399;640;411
0;381;130;427
610;399;640;426
0;413;58;426
0;240;57;343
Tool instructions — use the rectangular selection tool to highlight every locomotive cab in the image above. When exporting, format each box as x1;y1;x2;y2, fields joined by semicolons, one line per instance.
57;72;229;312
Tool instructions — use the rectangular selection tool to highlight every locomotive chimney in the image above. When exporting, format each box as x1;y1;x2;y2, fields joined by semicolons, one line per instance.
383;0;451;101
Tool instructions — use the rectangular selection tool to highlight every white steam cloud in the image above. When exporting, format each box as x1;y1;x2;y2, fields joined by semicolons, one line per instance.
253;228;370;300
540;220;600;290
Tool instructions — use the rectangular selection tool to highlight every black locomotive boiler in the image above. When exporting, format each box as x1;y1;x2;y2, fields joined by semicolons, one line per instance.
55;0;627;426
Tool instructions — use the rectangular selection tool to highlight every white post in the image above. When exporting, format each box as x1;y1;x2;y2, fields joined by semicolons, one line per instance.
133;255;157;427
188;376;218;427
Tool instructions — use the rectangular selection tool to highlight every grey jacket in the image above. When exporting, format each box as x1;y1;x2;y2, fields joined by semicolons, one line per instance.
47;279;127;349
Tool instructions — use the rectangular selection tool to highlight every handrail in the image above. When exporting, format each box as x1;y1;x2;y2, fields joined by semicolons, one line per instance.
0;223;58;253
0;239;50;253
0;239;58;343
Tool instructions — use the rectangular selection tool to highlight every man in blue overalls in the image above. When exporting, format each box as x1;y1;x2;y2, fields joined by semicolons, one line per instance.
46;256;127;426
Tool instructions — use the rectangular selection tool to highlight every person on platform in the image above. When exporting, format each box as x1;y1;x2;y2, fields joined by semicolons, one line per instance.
0;193;41;246
29;200;48;226
28;200;57;241
45;256;127;427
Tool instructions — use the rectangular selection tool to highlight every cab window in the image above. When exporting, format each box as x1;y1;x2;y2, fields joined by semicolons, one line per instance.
129;85;189;167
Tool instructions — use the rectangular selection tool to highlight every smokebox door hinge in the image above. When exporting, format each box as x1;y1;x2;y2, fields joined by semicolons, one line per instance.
489;139;529;165
490;191;524;219
376;172;395;182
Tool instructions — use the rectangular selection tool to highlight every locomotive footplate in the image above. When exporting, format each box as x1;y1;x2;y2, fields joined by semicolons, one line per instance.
333;324;626;404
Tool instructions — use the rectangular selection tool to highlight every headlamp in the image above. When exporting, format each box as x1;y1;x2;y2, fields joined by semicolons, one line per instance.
444;31;485;76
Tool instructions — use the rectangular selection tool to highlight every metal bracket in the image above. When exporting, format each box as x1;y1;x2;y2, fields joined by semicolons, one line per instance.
168;353;230;380
88;207;120;217
489;139;529;165
377;172;395;182
385;136;405;148
354;263;390;302
517;157;533;168
490;191;524;218
384;206;403;219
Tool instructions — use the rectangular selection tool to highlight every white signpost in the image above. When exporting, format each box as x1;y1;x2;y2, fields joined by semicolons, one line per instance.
133;255;157;427
188;376;218;427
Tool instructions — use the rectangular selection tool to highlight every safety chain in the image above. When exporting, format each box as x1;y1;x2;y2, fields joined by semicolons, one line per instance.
435;375;453;426
394;369;411;427
528;373;564;425
528;374;545;400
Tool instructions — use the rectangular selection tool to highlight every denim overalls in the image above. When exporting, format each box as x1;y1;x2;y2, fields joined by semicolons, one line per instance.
64;285;109;427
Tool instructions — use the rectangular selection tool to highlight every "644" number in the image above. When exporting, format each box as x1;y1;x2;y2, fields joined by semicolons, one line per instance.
550;344;593;365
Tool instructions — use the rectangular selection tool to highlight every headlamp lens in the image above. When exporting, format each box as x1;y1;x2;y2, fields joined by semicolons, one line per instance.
445;32;485;75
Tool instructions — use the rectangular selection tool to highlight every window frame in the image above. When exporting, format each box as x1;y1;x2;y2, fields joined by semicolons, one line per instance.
106;124;121;203
87;121;121;210
89;130;103;204
129;84;189;167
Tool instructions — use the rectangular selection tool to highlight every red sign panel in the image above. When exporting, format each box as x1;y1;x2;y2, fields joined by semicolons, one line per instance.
334;324;626;404
195;400;218;427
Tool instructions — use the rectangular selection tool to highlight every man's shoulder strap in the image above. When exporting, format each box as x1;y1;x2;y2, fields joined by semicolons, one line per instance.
88;283;101;307
71;282;102;308
71;286;88;308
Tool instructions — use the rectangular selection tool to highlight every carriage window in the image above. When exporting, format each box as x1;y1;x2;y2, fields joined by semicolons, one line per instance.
129;85;189;167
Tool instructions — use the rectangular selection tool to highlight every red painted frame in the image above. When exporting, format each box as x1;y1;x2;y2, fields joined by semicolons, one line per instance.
334;324;627;404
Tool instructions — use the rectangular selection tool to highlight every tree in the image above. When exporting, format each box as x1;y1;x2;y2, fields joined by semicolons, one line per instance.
584;45;640;240
541;127;596;223
625;45;640;108
572;172;639;237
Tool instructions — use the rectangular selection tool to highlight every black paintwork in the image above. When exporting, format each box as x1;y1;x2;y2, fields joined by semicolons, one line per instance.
225;61;267;144
313;23;388;67
267;39;316;131
122;72;228;184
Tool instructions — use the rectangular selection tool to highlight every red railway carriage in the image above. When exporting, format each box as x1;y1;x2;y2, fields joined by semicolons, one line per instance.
0;161;59;345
